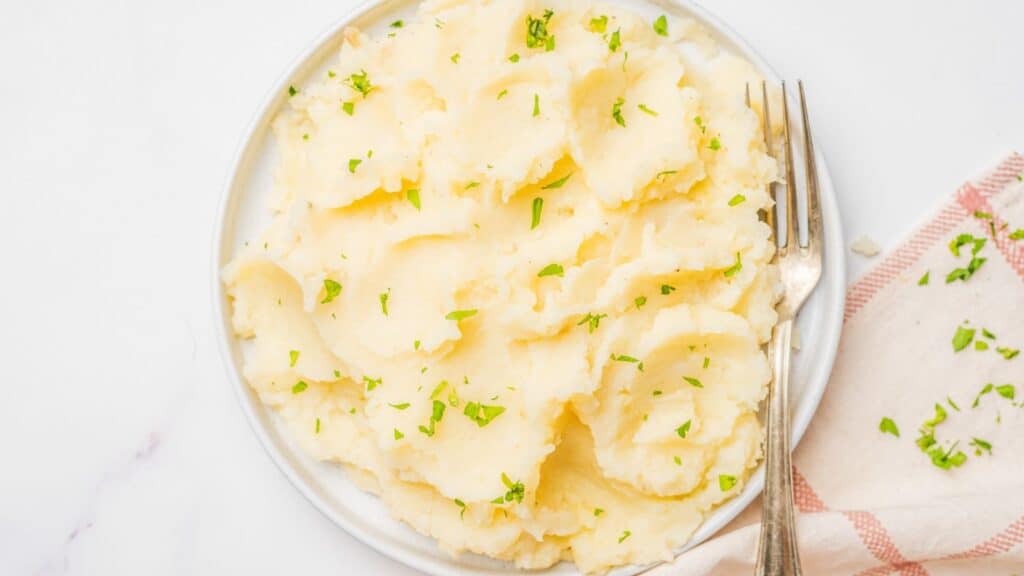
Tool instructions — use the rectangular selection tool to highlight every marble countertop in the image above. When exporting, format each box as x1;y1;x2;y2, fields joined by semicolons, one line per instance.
1;1;1022;574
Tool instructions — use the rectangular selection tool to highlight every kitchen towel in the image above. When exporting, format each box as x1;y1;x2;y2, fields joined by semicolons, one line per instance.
654;153;1024;575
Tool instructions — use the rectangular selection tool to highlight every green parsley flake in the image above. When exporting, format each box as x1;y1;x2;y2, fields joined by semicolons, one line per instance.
683;376;703;388
638;103;658;116
1009;229;1024;240
634;296;647;309
454;498;467;519
694;115;707;133
589;15;608;33
321;279;342;304
463;402;506;427
577;312;608;334
918;271;930;285
952;325;975;352
315;417;321;434
531;197;544;229
982;328;997;339
414;340;421;351
501;473;525;503
465;181;480;190
292;380;308;394
995;384;1016;400
878;417;900;437
526;10;555;51
348;158;362;173
660;284;676;295
612;97;626;127
344;70;374;97
929;441;968;470
674;455;682;465
302;133;309;141
533;93;540;117
542;171;574;189
333;369;341;378
394;428;404;440
703;356;710;369
611;354;639;363
618;530;632;543
656;170;678;179
728;194;746;206
973;211;992;220
446;309;478;321
975;340;989;351
390;20;403;28
709;137;722;151
363;375;382;391
947;396;961;411
406;188;421;210
379;289;390;316
342;101;355;116
288;85;297;97
450;53;460;63
289;350;300;367
997;347;1020;360
608;28;621;52
970;437;992;455
389;402;410;410
723;252;743;277
718;475;737;491
949;233;986;257
593;507;604;516
327;70;336;78
418;400;447;437
675;420;691;438
536;262;569;276
430;380;449;400
972;383;994;408
946;256;987;283
653;390;663;396
508;53;520;63
497;89;508;100
653;14;668;36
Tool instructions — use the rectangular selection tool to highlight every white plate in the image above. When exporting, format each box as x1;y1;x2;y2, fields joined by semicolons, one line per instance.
212;1;846;573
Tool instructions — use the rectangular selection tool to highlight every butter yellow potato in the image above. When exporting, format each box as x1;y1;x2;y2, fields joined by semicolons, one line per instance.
224;0;779;572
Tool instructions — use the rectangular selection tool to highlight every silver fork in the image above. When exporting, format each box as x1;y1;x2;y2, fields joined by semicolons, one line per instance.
753;81;823;576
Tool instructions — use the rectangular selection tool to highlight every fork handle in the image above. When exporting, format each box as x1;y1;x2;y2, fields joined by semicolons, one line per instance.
755;319;803;576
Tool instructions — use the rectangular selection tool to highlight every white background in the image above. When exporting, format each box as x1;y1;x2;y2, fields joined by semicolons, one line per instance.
1;1;1021;575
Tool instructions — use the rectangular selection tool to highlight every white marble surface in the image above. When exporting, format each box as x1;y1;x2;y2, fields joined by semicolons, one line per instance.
0;1;1021;575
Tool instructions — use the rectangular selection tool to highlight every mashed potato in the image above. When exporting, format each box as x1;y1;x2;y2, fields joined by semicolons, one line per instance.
223;0;779;572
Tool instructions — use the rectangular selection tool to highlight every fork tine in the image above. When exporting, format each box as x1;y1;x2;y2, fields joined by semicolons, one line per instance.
798;81;821;254
780;82;798;252
760;81;776;240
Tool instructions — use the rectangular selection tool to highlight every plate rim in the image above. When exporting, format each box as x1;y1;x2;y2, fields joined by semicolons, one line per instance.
210;1;847;573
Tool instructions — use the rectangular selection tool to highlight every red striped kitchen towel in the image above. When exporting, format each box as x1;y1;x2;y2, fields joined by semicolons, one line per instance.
653;153;1024;575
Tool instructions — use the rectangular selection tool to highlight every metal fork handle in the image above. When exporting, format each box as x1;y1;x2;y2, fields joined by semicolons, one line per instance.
755;318;802;576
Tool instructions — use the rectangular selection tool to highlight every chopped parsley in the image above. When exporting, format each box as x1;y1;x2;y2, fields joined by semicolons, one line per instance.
508;53;520;63
675;420;691;438
611;354;639;363
634;296;647;309
393;428;404;440
653;14;668;36
683;376;703;388
982;328;997;339
333;369;341;378
541;171;574;189
454;498;467;519
406;188;421;210
577;312;608;334
949;233;986;257
363;375;382;391
593;507;604;517
997;347;1020;360
379;289;390;316
718;475;737;491
342;101;355;116
918;271;930;285
952;325;975;352
526;10;555;52
947;396;961;411
464;181;480;190
531;197;543;229
321;279;342;304
389;402;410;410
288;85;297;97
292;380;308;394
418;400;446;437
660;284;676;295
709;137;722;151
348;158;362;173
315;418;321;434
501;473;525;503
674;455;682;465
612;97;626;127
728;194;746;206
390;20;403;28
970;437;992;455
656;170;678;179
973;211;992;220
694;116;707;133
464;402;506;427
723;252;743;277
450;52;460;63
429;381;449;400
975;339;989;350
497;89;508;100
652;390;663;396
703;356;710;369
608;28;621;52
537;263;564;278
289;350;300;367
996;384;1016;400
1009;229;1024;240
533;93;540;117
878;417;900;437
589;15;608;33
327;70;336;78
414;340;421;351
445;309;478;321
618;530;632;543
946;257;986;283
344;70;374;98
929;441;968;470
972;383;994;408
638;103;659;116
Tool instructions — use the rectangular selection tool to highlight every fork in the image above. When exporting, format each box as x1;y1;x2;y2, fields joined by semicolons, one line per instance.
753;81;823;576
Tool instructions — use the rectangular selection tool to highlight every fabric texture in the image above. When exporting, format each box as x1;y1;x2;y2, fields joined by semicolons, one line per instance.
652;153;1024;575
